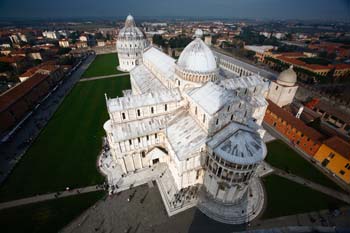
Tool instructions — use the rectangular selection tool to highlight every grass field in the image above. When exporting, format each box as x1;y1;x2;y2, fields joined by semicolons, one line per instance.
266;140;342;191
0;191;105;233
81;53;126;78
0;76;131;201
262;175;346;219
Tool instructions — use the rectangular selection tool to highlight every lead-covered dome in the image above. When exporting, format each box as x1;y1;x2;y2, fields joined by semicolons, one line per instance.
175;29;218;84
118;14;145;39
177;29;217;73
277;65;297;86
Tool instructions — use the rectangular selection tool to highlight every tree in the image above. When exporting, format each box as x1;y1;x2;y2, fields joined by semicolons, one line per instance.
152;35;166;47
0;62;13;73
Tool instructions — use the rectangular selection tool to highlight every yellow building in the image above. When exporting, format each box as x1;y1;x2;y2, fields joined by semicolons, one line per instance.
314;136;350;184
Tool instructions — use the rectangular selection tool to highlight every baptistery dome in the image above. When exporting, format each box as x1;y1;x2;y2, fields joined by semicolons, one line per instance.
116;14;148;72
118;14;146;40
175;29;218;84
277;65;297;86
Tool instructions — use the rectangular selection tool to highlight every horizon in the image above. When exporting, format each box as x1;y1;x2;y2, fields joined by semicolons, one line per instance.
0;0;349;22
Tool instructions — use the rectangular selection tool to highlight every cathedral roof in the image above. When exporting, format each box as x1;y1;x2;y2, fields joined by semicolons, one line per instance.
166;111;207;161
107;88;181;112
177;29;217;73
187;82;237;115
130;64;167;94
143;46;176;81
277;65;297;86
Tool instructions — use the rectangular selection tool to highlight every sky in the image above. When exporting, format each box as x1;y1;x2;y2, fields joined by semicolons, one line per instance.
0;0;349;21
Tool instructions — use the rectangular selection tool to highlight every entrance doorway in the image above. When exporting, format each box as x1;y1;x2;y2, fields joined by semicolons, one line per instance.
152;158;159;165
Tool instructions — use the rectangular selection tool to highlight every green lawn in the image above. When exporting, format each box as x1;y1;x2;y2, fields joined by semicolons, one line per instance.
81;53;126;78
0;191;105;233
0;76;131;201
266;140;342;191
262;175;346;219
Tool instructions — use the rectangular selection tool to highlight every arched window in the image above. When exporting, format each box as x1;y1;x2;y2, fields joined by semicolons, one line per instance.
151;107;154;114
122;112;126;120
137;109;141;116
165;104;168;111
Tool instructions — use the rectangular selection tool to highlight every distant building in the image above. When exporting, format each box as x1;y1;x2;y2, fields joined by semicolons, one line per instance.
76;41;88;49
116;15;148;71
314;136;350;184
42;31;59;40
29;52;42;61
96;40;106;47
79;34;88;42
204;35;212;46
18;33;28;42
267;65;298;107
244;45;275;62
9;34;20;44
59;39;70;48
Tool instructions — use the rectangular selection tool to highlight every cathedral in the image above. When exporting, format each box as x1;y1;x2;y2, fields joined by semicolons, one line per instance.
101;15;279;224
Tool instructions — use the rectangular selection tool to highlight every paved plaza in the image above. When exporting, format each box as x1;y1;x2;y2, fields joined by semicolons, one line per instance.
61;183;350;233
61;184;249;233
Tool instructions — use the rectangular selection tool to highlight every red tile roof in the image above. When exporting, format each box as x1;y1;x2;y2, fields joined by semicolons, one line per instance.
0;73;49;112
19;62;58;78
267;100;324;142
314;100;350;124
323;136;350;160
0;56;24;64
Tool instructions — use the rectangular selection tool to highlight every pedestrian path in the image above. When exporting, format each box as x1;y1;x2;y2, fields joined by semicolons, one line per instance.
0;185;104;210
79;73;128;82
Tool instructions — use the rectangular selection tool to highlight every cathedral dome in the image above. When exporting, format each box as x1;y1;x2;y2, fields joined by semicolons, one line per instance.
277;65;297;86
118;14;145;39
177;29;217;73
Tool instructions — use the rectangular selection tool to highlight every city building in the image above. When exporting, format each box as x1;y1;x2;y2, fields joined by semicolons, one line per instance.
116;15;148;71
314;136;350;184
101;29;270;224
59;39;70;48
96;40;106;47
267;65;298;107
264;99;324;156
42;31;59;40
0;66;64;138
244;45;275;62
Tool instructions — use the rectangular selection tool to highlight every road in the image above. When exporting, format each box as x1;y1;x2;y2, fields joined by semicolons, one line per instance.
0;54;96;185
0;185;104;210
79;73;128;82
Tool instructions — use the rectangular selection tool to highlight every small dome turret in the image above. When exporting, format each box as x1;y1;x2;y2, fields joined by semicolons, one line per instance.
277;65;297;86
